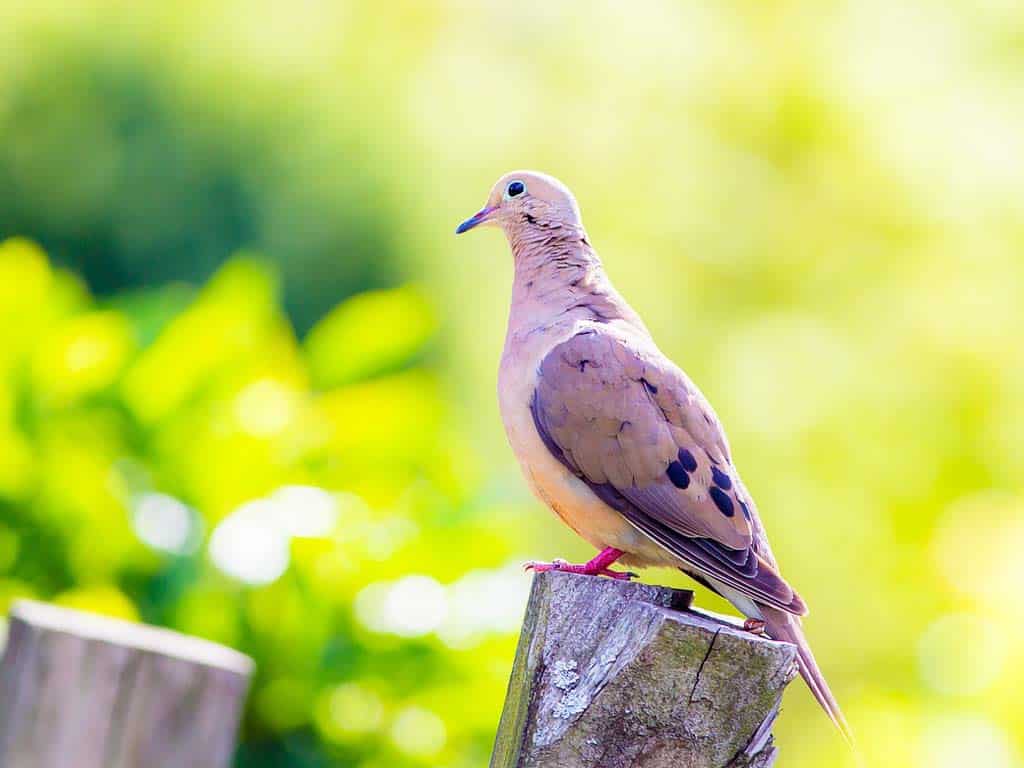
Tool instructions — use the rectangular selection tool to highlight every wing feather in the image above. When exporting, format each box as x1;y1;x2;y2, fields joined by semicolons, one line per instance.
531;327;807;616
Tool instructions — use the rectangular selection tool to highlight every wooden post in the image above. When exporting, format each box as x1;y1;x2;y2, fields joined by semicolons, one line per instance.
490;571;797;768
0;599;254;768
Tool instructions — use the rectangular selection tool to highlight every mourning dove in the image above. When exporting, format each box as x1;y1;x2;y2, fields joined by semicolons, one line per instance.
457;170;852;742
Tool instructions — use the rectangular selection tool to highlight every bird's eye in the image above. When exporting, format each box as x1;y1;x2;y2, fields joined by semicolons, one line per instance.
505;180;526;199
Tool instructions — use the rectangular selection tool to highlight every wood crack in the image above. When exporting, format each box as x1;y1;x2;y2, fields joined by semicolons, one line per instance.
688;628;721;704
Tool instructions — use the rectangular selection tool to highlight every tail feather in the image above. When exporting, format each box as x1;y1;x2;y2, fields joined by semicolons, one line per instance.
761;606;855;747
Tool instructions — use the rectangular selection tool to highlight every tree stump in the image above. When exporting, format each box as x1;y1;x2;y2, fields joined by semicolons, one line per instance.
0;599;254;768
491;571;798;768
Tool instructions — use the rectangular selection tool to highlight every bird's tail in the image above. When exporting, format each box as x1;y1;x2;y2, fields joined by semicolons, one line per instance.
761;606;854;747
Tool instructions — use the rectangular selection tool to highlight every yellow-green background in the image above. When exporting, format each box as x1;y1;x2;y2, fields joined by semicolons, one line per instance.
0;1;1021;766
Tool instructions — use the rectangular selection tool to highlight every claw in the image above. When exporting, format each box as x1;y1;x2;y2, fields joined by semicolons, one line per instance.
601;569;639;581
523;559;568;573
743;618;767;635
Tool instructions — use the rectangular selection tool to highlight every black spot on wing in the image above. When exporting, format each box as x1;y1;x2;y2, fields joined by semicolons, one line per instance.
711;466;732;490
666;460;690;489
677;447;698;472
709;487;735;517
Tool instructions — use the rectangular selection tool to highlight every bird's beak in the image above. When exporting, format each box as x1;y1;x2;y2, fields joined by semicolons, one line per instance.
455;204;499;234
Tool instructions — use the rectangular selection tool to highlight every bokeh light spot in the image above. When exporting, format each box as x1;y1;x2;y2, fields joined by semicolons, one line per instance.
438;562;531;649
234;379;298;437
390;706;446;758
269;485;339;537
209;501;290;585
132;492;198;554
355;575;447;637
321;683;385;739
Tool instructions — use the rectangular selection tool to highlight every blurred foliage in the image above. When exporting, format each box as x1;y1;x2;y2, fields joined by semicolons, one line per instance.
0;237;525;768
0;2;1023;768
0;40;403;332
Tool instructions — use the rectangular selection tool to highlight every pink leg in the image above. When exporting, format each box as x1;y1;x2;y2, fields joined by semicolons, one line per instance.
524;547;637;581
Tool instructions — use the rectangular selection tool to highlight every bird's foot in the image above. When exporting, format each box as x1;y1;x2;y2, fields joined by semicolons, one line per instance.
523;548;637;581
743;618;767;635
523;559;638;580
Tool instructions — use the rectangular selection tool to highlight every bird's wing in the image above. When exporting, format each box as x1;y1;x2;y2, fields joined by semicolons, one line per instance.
531;327;807;615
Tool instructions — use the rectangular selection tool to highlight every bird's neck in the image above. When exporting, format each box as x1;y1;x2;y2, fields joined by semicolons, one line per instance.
504;224;647;339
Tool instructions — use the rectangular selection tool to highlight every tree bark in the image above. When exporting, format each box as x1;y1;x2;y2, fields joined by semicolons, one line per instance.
0;599;253;768
491;571;797;768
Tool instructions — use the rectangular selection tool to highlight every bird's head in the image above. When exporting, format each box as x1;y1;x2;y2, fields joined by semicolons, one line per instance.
455;170;583;236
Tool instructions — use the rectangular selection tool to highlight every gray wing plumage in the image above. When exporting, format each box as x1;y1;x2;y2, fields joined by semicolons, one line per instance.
531;327;807;616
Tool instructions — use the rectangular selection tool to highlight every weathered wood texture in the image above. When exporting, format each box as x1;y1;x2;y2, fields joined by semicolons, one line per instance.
0;599;254;768
491;571;798;768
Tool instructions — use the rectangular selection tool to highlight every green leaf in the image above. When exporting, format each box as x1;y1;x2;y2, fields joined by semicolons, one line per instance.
305;286;437;389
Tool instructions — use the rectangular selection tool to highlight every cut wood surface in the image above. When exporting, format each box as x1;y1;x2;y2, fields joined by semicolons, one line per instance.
491;571;798;768
0;599;254;768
